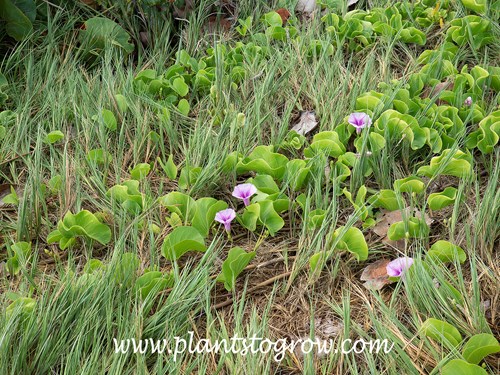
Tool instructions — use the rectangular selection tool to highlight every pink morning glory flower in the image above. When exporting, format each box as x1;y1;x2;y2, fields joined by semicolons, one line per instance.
386;257;414;278
464;96;472;106
215;208;236;232
348;112;372;134
232;183;257;206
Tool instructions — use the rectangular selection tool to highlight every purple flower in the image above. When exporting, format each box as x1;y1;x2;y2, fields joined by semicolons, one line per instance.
215;208;236;232
464;96;472;106
386;257;414;278
232;183;257;206
348;112;372;134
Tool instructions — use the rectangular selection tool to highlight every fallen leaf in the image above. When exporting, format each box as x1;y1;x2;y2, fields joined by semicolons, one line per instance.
360;259;391;290
421;81;454;105
173;0;194;18
480;299;492;319
291;111;318;135
139;31;149;47
296;0;318;15
372;210;403;237
372;208;433;238
206;16;232;32
80;0;96;7
276;8;291;24
314;316;343;339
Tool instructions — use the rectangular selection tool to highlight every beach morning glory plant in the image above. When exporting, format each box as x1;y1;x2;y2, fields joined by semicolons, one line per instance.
232;183;257;206
348;112;372;134
215;208;236;232
386;257;414;278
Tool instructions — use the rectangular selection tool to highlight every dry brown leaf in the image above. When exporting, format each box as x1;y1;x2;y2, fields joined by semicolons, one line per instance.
291;111;318;135
421;80;454;105
206;16;232;32
139;32;149;47
360;259;391;290
276;8;291;25
80;0;96;7
314;317;343;339
372;208;433;238
173;0;194;18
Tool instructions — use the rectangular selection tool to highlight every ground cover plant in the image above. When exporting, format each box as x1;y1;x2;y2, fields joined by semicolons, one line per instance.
0;0;499;374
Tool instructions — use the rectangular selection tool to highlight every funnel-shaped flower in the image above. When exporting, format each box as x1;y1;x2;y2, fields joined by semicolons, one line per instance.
386;257;414;278
232;183;257;206
348;112;372;134
464;96;472;106
215;208;236;232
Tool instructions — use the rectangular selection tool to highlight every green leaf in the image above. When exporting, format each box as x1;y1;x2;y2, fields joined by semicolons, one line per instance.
102;109;117;131
113;252;139;286
393;176;425;194
44;130;64;144
0;72;7;87
217;247;256;291
247;174;279;194
460;0;487;14
306;209;326;230
427;240;466;263
134;69;156;83
236;145;289;180
421;318;462;347
51;210;112;249
309;250;334;276
417;149;472;178
135;271;174;299
0;0;34;41
171;77;189;97
263;11;283;27
83;259;105;274
399;27;426;45
441;359;487;375
177;99;190;116
48;174;62;193
284;159;311;191
114;94;128;113
80;17;134;59
332;226;368;261
304;131;346;158
159;192;196;222
161;226;207;260
428;187;458;210
1;186;19;205
355;91;385;112
130;163;151;180
462;333;500;365
258;200;284;236
239;203;260;232
87;149;112;164
6;241;31;275
191;197;228;237
387;217;429;240
107;180;144;214
370;189;400;211
158;154;178;179
178;166;201;190
5;297;35;320
466;110;500;154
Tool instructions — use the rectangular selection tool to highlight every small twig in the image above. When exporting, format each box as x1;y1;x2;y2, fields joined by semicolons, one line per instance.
212;271;292;310
209;256;296;281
